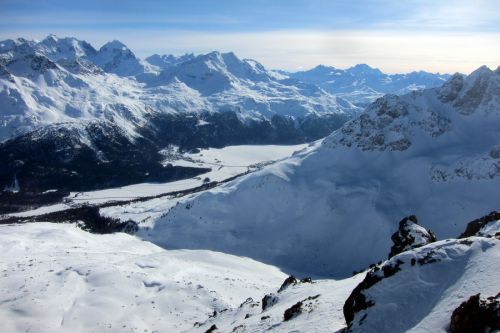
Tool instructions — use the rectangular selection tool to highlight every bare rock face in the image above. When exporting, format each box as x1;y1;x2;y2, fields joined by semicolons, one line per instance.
261;294;279;311
277;275;313;293
278;275;298;293
343;259;404;327
459;211;500;238
388;215;437;258
283;295;320;322
450;293;500;333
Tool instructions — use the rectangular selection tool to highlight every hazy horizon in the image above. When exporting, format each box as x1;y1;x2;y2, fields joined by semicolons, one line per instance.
1;0;499;74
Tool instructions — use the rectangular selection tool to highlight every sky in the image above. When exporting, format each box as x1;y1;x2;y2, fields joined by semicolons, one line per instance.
0;0;499;73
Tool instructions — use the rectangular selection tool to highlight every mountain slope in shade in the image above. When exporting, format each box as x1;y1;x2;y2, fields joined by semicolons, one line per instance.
140;66;500;277
287;63;450;106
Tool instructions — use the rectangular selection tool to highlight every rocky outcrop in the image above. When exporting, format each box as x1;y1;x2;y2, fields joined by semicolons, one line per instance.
450;293;500;333
204;324;219;333
262;294;279;311
277;275;313;293
459;211;500;238
343;259;403;326
278;276;298;293
388;215;437;258
343;211;500;332
283;295;320;321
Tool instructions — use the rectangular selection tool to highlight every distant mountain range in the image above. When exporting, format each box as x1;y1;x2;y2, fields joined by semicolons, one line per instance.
285;63;450;106
0;35;451;192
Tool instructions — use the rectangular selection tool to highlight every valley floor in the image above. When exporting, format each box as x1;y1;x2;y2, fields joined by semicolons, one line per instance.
6;143;310;221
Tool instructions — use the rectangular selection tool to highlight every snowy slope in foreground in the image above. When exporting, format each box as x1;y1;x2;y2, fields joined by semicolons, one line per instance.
0;223;286;333
185;275;364;333
345;216;500;333
141;66;500;277
189;216;500;333
0;217;497;332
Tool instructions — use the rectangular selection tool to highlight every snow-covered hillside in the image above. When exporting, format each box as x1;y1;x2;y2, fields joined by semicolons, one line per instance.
287;64;450;106
0;223;287;333
344;214;500;333
2;214;497;333
0;35;454;192
187;213;500;333
140;65;500;277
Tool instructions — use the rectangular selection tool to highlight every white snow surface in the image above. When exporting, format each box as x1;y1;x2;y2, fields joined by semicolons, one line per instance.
0;36;360;141
140;66;500;278
287;64;450;106
7;143;309;227
348;235;500;333
0;223;287;333
187;274;365;333
67;143;308;205
1;221;497;332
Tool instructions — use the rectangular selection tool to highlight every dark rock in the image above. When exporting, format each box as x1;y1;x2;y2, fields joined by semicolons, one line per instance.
278;275;297;293
450;293;500;333
232;325;245;333
283;301;303;321
388;215;437;258
204;324;218;333
283;295;320;322
262;294;279;311
459;211;500;238
239;297;259;309
343;260;403;325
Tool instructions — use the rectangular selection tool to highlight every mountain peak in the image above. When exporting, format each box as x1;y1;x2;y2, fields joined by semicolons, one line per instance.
100;40;129;52
43;34;59;42
468;65;493;79
145;53;195;70
347;63;382;75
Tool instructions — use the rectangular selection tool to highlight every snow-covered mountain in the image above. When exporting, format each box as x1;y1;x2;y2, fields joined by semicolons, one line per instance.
0;36;359;191
287;64;450;106
0;35;456;193
145;53;196;70
140;50;356;117
140;65;500;277
0;35;359;142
